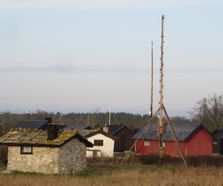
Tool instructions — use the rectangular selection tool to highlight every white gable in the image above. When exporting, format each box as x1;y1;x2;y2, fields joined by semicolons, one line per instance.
86;133;114;157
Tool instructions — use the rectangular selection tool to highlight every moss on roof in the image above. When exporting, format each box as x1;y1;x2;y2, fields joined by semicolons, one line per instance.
0;128;79;147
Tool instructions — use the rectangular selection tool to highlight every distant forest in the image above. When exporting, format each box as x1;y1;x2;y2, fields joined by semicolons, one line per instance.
0;111;190;136
0;95;222;136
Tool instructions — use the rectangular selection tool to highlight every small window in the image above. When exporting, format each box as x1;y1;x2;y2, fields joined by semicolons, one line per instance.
144;140;150;147
21;146;33;154
94;140;103;146
163;142;166;147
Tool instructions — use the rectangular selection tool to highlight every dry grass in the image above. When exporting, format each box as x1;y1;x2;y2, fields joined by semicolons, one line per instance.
1;164;223;186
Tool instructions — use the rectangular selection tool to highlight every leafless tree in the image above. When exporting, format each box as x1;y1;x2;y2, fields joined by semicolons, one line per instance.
192;94;223;132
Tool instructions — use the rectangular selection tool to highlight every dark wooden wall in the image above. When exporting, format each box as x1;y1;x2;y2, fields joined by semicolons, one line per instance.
0;145;7;165
113;127;135;152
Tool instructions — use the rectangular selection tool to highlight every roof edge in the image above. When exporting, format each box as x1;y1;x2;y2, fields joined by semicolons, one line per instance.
183;124;213;142
85;130;116;140
111;125;135;135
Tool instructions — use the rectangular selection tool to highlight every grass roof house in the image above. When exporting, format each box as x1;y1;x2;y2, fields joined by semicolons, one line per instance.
0;123;92;175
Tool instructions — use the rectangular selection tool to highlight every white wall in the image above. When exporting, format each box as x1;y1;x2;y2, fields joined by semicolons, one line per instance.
86;133;114;157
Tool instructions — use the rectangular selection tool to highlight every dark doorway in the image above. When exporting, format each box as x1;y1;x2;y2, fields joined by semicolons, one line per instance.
212;141;218;153
219;139;223;154
120;135;126;152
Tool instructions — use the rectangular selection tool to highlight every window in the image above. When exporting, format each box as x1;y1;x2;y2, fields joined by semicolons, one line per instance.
21;146;33;154
94;140;103;146
144;140;150;147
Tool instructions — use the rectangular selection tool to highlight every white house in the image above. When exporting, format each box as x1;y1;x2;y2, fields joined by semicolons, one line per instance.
85;130;115;158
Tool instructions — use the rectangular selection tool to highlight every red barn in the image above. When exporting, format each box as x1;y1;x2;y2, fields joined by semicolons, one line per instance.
133;123;213;157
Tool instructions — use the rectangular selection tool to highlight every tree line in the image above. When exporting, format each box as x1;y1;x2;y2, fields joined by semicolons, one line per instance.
0;111;149;135
0;111;188;136
0;94;222;136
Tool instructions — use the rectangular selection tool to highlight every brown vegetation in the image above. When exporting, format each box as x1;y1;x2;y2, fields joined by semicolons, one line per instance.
0;163;223;186
87;154;223;167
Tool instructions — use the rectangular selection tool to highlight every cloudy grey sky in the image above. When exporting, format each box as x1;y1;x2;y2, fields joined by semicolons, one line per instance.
0;0;223;116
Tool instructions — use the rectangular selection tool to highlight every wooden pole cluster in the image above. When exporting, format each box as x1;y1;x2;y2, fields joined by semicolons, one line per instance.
129;15;187;168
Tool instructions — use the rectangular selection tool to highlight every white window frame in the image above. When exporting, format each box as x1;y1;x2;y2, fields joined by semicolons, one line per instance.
21;146;33;154
94;140;104;146
144;140;150;147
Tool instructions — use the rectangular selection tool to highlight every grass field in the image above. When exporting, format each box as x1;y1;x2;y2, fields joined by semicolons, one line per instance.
1;163;223;186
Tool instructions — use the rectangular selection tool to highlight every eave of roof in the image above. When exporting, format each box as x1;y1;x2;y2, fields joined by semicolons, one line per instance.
85;130;116;140
108;124;135;135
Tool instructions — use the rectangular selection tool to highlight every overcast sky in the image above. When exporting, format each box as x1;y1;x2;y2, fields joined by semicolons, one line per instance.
0;0;223;116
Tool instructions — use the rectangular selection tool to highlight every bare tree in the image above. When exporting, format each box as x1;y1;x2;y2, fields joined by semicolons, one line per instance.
192;94;223;132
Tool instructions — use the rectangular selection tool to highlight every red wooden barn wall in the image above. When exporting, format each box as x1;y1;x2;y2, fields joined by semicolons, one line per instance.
135;128;213;157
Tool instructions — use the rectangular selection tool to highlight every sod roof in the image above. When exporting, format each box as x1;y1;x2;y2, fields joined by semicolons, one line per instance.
0;128;93;147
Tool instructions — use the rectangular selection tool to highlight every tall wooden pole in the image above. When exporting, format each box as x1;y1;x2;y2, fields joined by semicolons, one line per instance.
150;41;154;118
108;108;111;126
158;15;165;160
87;114;90;126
